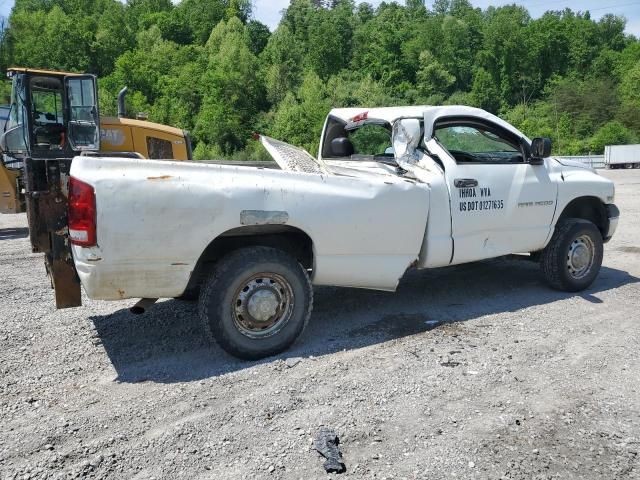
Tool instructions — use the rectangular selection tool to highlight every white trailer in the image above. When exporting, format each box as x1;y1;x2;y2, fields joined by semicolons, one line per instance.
605;144;640;169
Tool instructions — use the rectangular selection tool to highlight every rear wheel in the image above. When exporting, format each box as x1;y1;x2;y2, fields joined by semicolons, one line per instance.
540;218;603;292
198;246;313;360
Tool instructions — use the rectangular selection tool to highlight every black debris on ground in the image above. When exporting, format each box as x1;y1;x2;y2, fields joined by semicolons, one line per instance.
313;427;346;474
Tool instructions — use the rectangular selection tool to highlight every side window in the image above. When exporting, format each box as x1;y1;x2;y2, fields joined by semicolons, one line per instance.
435;124;523;164
3;75;28;153
66;76;99;150
146;136;173;159
324;122;393;159
348;124;392;156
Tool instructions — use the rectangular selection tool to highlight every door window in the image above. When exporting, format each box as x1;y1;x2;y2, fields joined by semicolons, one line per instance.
3;74;29;153
66;77;99;150
435;124;523;164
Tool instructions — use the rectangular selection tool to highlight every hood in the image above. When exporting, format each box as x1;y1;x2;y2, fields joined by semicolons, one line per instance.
552;157;596;172
259;135;331;175
258;134;411;181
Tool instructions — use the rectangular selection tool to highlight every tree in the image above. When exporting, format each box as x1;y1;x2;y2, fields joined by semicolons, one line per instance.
350;3;410;85
589;121;635;154
619;62;640;105
194;18;263;153
246;20;270;55
306;5;353;79
416;51;455;99
176;0;226;45
433;0;449;16
260;25;304;104
270;71;331;154
2;0;639;160
471;68;500;113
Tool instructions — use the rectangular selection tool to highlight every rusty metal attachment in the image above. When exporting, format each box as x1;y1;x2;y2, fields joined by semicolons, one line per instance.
24;158;82;308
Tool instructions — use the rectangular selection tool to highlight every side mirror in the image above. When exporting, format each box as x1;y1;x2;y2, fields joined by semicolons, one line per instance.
530;137;551;164
331;137;354;157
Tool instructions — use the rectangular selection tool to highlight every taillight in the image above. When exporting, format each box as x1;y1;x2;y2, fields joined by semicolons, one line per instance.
68;177;96;247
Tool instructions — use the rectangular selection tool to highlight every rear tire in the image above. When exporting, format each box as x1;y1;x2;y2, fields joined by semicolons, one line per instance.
540;219;603;292
198;246;313;360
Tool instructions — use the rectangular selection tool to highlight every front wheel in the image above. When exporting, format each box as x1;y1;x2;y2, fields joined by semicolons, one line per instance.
540;219;604;292
198;246;313;360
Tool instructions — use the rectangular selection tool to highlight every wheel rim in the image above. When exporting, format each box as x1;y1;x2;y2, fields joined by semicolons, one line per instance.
232;272;294;339
566;234;595;279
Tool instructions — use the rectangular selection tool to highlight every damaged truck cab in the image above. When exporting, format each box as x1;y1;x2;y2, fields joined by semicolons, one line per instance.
66;106;618;360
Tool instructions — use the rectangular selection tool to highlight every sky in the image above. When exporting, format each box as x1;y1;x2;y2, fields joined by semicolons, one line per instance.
1;0;639;36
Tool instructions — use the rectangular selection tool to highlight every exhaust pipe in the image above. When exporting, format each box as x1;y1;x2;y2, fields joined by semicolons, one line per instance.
130;298;158;315
117;86;128;118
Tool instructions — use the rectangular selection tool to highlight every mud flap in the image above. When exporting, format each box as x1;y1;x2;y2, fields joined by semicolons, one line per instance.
24;158;82;308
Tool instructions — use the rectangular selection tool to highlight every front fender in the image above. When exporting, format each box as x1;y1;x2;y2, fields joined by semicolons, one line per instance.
547;163;616;244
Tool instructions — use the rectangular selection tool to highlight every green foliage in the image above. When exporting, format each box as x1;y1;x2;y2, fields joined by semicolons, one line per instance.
416;51;455;99
0;0;638;158
471;68;499;113
270;71;331;154
260;25;303;104
589;121;635;154
194;17;263;154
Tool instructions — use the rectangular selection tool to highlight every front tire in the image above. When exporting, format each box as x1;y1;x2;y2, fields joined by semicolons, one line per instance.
198;246;313;360
540;219;603;292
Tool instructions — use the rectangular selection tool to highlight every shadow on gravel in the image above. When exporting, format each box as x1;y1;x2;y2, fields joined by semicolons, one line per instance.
90;256;639;383
0;227;29;240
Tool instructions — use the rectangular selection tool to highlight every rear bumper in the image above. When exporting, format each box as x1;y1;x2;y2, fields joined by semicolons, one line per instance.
604;203;619;242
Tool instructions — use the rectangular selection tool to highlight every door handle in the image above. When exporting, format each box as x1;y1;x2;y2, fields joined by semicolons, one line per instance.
454;178;478;188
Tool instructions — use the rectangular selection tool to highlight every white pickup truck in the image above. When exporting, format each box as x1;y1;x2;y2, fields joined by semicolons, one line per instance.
65;106;619;359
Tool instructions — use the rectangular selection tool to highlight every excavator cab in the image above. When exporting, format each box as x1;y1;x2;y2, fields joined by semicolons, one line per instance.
0;68;192;308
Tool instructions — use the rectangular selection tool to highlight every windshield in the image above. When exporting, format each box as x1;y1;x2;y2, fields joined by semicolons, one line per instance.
32;88;63;125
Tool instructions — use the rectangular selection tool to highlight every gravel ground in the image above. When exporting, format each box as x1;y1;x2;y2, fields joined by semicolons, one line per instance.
1;170;639;480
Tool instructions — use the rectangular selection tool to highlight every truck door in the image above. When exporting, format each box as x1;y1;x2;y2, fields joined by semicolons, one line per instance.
426;118;557;265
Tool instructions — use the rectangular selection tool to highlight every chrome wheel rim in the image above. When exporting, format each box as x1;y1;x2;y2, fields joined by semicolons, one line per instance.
232;273;294;339
567;234;595;279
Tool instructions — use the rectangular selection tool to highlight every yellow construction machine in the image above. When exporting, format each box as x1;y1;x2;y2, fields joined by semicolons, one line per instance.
0;67;192;214
0;67;193;307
